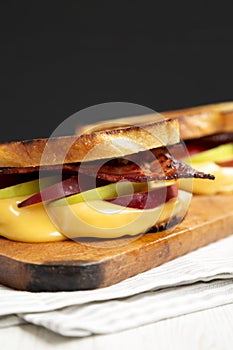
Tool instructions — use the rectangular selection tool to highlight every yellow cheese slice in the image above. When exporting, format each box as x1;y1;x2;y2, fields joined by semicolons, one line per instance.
0;196;66;242
0;190;189;242
47;190;189;239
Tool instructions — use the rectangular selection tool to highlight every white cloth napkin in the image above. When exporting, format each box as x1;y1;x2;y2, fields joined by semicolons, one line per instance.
0;234;233;337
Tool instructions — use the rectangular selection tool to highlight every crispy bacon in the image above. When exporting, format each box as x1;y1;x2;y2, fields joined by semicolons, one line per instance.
0;147;215;188
0;173;39;189
0;164;79;188
186;133;233;150
0;164;78;175
78;150;215;182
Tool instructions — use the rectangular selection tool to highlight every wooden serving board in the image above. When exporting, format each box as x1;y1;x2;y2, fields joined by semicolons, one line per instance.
0;194;233;292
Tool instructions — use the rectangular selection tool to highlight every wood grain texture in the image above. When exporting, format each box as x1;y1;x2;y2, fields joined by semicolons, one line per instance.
0;194;232;292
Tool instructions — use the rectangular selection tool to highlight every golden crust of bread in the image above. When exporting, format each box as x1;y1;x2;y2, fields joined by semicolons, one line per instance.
0;117;179;167
0;102;232;167
79;102;233;141
162;101;233;139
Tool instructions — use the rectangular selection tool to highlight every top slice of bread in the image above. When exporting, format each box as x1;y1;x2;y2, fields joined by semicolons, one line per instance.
78;102;233;140
162;101;233;139
0;102;232;168
0;116;179;167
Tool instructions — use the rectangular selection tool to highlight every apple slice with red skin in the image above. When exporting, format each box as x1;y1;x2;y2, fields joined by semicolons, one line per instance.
216;160;233;167
106;184;178;209
17;174;105;208
186;144;208;156
18;172;178;210
17;176;79;208
186;144;233;167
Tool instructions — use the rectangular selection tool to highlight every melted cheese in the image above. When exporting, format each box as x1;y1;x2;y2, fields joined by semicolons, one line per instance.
47;190;189;239
180;162;233;194
0;191;189;242
0;196;66;242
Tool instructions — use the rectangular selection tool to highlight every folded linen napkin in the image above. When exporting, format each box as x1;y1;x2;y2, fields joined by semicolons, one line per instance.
0;234;233;337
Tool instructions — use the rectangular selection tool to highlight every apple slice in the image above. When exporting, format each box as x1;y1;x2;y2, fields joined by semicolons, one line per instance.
18;176;80;208
17;174;109;208
0;179;39;199
47;181;148;207
18;172;176;208
50;180;176;207
106;184;178;209
0;176;60;200
216;160;233;167
187;143;233;163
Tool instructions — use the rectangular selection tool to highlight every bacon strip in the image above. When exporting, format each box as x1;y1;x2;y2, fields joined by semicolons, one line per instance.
186;133;233;149
0;148;215;185
78;151;215;182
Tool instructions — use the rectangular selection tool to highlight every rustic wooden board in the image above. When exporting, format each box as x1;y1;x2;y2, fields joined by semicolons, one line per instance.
0;194;232;292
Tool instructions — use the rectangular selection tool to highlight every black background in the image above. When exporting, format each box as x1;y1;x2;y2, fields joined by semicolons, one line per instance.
1;1;233;141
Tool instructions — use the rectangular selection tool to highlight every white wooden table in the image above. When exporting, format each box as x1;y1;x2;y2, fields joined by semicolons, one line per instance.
1;303;233;350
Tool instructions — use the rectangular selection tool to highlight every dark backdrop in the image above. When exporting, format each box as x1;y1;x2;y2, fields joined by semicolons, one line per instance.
1;1;233;141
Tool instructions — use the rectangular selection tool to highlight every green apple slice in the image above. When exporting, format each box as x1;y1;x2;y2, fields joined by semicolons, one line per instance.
0;176;60;199
50;180;176;207
188;143;233;163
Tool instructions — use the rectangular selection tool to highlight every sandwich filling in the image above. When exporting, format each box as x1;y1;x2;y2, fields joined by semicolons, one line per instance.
0;146;214;242
182;133;233;194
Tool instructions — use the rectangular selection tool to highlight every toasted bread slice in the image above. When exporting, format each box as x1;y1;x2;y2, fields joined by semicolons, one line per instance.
0;117;179;167
1;102;232;168
162;102;233;139
78;102;233;140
